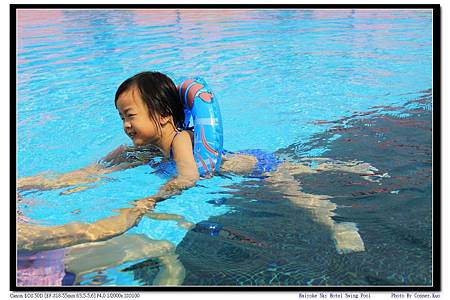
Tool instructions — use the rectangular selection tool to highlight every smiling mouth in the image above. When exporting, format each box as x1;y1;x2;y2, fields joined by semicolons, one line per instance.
127;132;136;139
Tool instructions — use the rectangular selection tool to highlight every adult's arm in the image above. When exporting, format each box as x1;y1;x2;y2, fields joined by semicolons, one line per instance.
17;197;155;252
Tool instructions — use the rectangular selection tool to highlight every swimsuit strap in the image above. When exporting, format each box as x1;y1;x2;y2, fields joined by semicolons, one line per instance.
169;130;182;160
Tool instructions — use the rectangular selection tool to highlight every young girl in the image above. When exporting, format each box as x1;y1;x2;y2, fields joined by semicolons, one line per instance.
17;72;386;256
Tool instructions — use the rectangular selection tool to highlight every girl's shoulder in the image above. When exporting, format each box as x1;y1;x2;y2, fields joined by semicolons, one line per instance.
171;130;195;160
171;130;199;177
173;130;193;146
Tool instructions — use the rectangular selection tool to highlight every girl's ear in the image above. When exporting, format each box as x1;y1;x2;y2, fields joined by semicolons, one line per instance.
159;115;172;126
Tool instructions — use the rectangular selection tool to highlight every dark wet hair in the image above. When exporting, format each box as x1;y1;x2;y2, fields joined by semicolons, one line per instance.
114;71;185;130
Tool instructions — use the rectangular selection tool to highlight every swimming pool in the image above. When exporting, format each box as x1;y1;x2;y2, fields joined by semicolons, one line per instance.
16;8;433;287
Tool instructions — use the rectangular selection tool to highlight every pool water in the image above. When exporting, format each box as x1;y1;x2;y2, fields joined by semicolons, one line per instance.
16;9;433;286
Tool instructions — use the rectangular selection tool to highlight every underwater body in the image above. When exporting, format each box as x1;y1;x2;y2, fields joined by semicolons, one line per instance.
16;9;433;286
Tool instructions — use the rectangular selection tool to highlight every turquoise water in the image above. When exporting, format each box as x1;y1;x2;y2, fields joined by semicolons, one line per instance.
16;9;433;286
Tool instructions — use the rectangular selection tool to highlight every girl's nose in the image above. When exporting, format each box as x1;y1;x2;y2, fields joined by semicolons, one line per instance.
123;120;131;130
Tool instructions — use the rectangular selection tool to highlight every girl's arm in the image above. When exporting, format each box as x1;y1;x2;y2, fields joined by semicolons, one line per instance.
17;163;198;253
17;154;198;253
17;145;159;193
16;135;198;252
153;131;199;202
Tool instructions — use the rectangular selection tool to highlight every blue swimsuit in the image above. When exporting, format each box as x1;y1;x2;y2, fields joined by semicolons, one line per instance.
233;149;281;178
152;133;281;179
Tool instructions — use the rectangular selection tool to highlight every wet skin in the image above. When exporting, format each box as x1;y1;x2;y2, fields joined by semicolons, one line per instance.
17;151;385;254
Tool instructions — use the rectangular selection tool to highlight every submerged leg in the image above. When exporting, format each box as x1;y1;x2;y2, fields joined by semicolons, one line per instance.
152;253;186;286
266;162;365;254
297;157;389;182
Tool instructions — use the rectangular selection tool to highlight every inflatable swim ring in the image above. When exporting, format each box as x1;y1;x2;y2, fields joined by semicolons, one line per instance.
178;77;224;177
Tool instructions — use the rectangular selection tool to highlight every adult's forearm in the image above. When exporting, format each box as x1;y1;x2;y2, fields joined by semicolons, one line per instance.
17;202;153;252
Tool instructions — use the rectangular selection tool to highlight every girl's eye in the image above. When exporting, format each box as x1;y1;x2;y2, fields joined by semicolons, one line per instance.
120;114;135;121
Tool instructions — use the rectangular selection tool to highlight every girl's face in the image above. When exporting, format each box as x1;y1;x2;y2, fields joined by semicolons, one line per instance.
116;87;160;147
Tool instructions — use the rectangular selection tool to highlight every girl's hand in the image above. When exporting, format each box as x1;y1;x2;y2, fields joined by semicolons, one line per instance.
98;144;161;171
99;144;129;166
